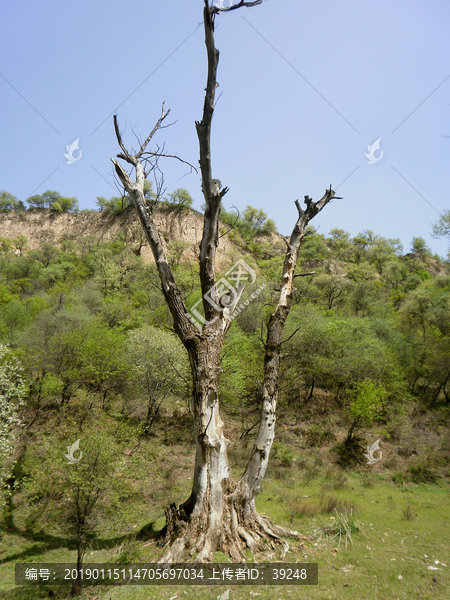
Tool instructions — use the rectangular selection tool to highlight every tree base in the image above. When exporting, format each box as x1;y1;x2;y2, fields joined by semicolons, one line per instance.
158;495;307;563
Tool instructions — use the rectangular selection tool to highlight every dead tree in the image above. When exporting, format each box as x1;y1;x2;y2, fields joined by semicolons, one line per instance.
111;0;340;562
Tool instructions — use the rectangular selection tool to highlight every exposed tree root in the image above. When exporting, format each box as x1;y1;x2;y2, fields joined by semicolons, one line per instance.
158;494;309;563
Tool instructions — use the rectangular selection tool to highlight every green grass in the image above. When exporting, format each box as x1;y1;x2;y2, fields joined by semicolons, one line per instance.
1;470;449;600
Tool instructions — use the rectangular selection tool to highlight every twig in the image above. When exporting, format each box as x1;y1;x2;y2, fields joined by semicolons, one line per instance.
293;272;316;278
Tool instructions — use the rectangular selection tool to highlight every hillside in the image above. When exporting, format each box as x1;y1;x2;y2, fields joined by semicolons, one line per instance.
0;206;449;599
0;206;243;268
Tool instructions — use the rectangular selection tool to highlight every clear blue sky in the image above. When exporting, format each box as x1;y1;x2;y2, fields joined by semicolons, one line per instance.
1;0;449;256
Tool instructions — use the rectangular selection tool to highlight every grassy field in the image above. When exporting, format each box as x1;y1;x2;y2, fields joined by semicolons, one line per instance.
1;393;449;600
1;467;449;600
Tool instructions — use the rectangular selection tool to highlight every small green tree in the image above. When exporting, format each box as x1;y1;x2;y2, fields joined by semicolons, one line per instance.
314;273;352;309
96;182;158;214
12;235;27;256
165;188;194;210
411;236;431;256
28;242;60;267
0;237;13;256
19;306;94;408
28;190;61;209
327;228;351;258
169;240;190;266
368;238;400;275
0;345;28;521
219;327;263;410
243;205;266;230
52;196;79;213
242;205;277;233
42;190;62;207
26;194;46;208
23;431;122;597
346;379;386;443
431;210;450;241
96;195;129;213
0;191;25;211
64;434;118;596
27;190;78;212
75;322;127;407
126;325;190;432
299;229;329;259
400;284;433;339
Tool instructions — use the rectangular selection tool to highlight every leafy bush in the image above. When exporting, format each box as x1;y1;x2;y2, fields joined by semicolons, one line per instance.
300;233;330;259
27;190;79;212
393;459;439;484
334;437;365;467
220;205;277;243
164;188;194;210
345;379;386;443
407;460;439;483
272;442;296;467
0;190;25;212
96;195;131;214
0;345;27;512
307;423;336;447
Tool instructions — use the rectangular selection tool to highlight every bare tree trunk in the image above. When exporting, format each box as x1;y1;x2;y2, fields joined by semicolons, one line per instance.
443;373;450;403
111;0;339;562
346;418;359;444
70;522;86;597
307;379;315;402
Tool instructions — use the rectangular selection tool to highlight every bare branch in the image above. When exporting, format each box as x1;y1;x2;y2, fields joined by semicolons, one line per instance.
239;186;341;500
141;150;198;173
113;115;135;165
280;326;301;345
112;158;133;189
294;199;303;218
111;105;199;344
277;236;290;250
197;2;227;325
239;421;260;440
293;271;316;278
136;103;171;159
130;123;143;155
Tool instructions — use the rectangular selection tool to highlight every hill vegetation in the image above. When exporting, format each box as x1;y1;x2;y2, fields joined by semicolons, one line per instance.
0;199;449;598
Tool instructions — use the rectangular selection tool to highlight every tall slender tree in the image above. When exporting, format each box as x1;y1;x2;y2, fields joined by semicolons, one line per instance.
111;0;340;561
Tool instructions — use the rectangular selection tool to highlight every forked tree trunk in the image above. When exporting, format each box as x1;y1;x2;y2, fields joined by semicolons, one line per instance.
160;332;298;563
111;0;339;562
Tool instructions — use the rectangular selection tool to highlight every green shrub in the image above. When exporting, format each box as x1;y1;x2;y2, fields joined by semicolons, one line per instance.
335;437;365;468
307;423;336;447
407;460;439;483
393;459;439;484
272;442;295;467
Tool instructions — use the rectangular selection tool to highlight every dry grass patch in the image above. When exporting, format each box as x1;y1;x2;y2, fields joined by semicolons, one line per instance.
283;494;356;526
